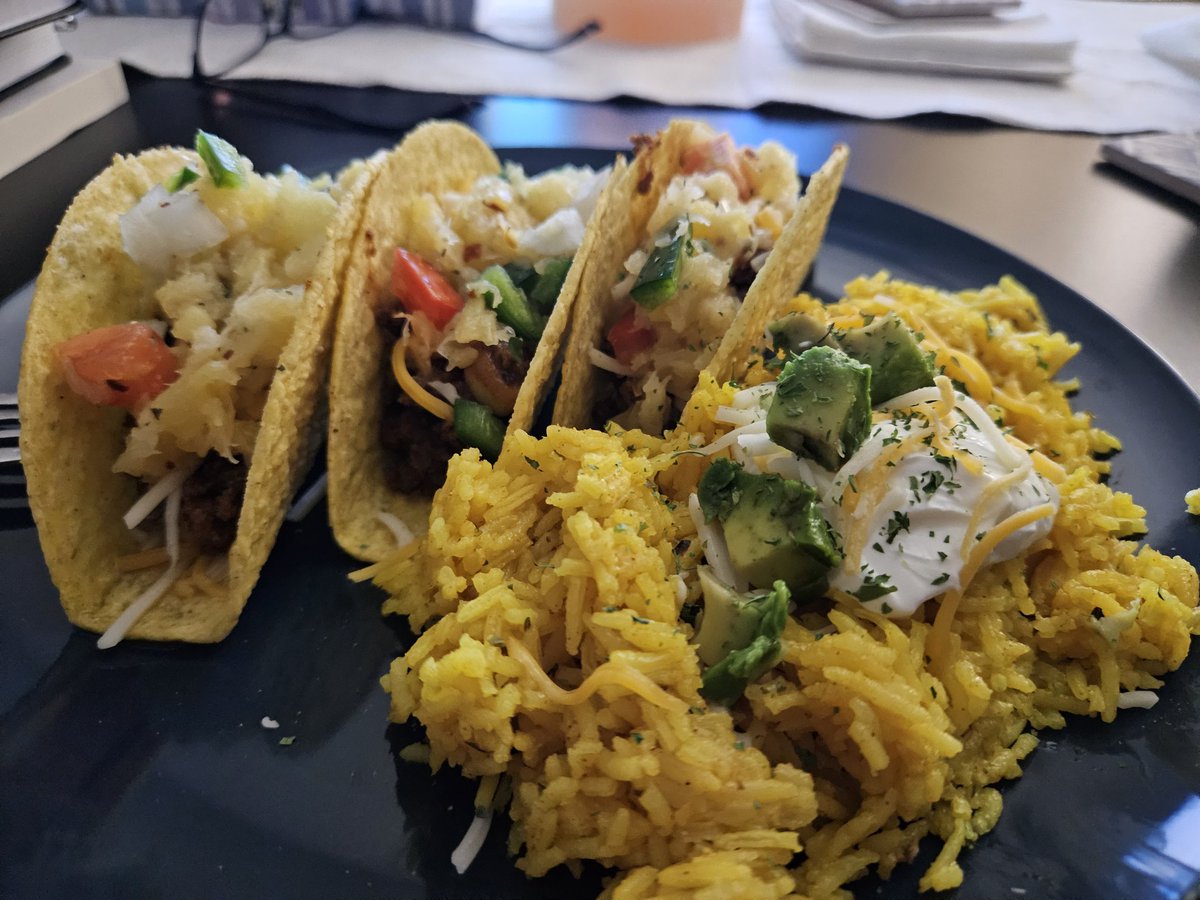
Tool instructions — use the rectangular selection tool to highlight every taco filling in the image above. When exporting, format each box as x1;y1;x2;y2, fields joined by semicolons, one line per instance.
51;132;349;647
594;130;801;434
376;162;607;492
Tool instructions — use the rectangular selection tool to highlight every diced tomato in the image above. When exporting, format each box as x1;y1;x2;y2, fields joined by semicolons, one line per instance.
391;248;464;331
680;134;753;201
55;322;178;411
607;308;657;366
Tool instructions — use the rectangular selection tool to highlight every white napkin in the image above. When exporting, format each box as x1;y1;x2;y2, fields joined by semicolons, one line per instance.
772;0;1077;81
60;0;1200;134
1142;14;1200;80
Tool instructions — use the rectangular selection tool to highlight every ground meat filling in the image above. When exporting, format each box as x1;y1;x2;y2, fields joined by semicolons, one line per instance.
465;342;529;417
373;294;409;340
380;398;461;495
181;452;247;553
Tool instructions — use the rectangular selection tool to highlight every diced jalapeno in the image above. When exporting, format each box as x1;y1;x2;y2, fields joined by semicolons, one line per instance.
165;166;200;192
503;262;537;292
631;226;689;310
528;257;574;312
481;265;545;343
453;399;506;462
194;130;244;188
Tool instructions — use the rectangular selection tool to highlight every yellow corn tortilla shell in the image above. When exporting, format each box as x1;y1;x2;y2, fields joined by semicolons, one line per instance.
552;121;695;429
704;144;849;386
19;147;375;643
552;125;849;432
327;121;619;562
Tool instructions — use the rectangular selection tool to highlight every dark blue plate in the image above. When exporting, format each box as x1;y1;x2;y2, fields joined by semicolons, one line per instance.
2;149;1198;900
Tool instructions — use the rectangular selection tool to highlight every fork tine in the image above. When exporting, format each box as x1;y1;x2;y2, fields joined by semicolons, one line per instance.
0;391;17;423
0;392;21;465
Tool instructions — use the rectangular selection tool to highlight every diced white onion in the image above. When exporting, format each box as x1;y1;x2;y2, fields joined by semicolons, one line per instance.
451;812;493;874
120;184;228;274
518;208;585;257
376;511;415;549
286;471;328;523
123;464;192;532
588;347;633;377
428;381;460;404
261;716;280;729
1116;690;1159;710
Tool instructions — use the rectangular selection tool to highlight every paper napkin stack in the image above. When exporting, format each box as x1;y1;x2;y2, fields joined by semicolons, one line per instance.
772;0;1078;81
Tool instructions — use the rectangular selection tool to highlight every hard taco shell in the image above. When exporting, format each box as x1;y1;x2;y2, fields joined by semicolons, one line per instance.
19;146;374;643
327;121;620;562
552;122;848;430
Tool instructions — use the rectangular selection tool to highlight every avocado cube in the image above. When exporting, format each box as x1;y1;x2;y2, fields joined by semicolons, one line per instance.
835;313;936;405
767;312;831;356
766;346;872;471
695;578;790;707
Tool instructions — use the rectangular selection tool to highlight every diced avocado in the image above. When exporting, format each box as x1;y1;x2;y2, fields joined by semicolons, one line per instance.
696;567;765;666
528;257;573;312
834;313;935;405
697;459;842;602
697;456;742;522
766;346;872;471
631;224;690;310
767;312;831;356
699;579;789;707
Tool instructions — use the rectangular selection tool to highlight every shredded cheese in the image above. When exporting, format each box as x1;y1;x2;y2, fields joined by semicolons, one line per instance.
392;332;453;421
959;502;1057;592
116;546;170;572
123;464;193;531
99;483;186;649
506;635;689;714
285;471;328;523
688;493;744;591
376;510;416;549
451;810;494;874
588;346;634;376
1116;690;1159;710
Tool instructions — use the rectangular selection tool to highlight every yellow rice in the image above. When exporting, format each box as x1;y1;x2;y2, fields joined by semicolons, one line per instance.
364;273;1199;896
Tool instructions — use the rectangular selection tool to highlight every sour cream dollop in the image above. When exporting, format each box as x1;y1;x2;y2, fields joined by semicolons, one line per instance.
699;379;1059;619
823;388;1058;616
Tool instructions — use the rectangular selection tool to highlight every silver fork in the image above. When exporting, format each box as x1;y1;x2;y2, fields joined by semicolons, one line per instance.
1;392;19;464
0;392;27;513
